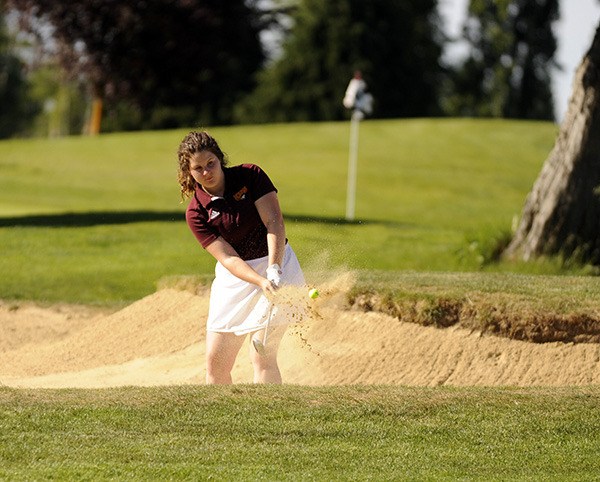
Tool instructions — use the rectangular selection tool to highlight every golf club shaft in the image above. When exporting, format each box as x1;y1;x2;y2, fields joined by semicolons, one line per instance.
262;302;274;347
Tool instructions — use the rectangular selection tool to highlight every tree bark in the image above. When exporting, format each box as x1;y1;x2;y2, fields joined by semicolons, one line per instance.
504;23;600;263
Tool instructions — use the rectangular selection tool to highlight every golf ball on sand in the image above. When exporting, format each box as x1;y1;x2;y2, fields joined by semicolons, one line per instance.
308;288;319;299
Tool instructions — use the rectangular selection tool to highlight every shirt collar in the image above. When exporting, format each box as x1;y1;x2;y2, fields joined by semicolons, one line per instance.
194;168;232;209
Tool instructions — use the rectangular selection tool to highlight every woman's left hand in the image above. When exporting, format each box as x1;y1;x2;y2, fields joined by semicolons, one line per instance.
266;263;282;288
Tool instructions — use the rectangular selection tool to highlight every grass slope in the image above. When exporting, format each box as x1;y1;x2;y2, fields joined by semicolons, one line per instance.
0;118;568;304
350;271;600;343
1;385;599;480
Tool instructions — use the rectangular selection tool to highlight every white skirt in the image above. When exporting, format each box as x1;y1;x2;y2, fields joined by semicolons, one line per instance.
207;244;306;335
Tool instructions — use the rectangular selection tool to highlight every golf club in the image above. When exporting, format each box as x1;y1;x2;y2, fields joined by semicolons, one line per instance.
252;302;274;356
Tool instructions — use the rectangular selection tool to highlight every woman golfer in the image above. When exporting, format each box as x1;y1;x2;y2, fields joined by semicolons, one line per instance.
177;130;305;384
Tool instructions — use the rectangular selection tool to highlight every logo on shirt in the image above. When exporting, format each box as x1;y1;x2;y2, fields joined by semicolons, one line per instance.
209;210;220;220
233;186;248;201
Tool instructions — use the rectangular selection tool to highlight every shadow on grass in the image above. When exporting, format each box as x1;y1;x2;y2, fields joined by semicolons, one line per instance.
0;211;185;227
0;211;404;228
284;213;404;227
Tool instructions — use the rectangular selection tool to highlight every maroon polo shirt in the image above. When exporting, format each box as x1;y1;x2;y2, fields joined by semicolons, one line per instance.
186;163;277;260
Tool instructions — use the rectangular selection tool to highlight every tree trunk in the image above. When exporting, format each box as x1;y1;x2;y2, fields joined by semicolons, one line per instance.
504;23;600;264
88;96;103;136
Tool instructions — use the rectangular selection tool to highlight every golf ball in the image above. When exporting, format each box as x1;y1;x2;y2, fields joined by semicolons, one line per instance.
308;288;319;299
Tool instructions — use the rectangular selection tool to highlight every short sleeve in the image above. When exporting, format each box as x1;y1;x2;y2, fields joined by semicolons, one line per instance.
243;164;277;201
186;201;220;249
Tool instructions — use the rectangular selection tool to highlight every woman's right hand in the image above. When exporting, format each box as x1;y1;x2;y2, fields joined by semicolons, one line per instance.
259;277;278;296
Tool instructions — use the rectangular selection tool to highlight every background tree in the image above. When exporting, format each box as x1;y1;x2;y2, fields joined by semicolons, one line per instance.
26;65;88;136
0;10;39;137
443;0;558;120
504;21;600;265
235;0;443;123
5;0;266;132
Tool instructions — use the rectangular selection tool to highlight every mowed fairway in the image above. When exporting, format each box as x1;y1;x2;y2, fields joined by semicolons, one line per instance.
2;119;600;480
0;118;561;304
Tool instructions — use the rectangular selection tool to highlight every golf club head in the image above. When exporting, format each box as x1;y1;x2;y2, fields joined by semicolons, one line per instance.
252;337;266;356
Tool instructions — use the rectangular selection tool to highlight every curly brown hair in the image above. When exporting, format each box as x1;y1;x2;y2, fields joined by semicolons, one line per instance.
177;130;228;199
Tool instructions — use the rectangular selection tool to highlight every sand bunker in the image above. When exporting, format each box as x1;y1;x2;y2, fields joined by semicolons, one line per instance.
2;279;600;388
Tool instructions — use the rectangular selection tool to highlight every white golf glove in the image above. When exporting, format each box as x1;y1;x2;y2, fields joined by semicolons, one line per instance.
266;263;282;289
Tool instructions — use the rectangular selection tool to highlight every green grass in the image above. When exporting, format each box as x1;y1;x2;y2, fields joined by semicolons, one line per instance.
3;121;600;480
0;118;572;304
1;385;599;480
351;270;600;314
